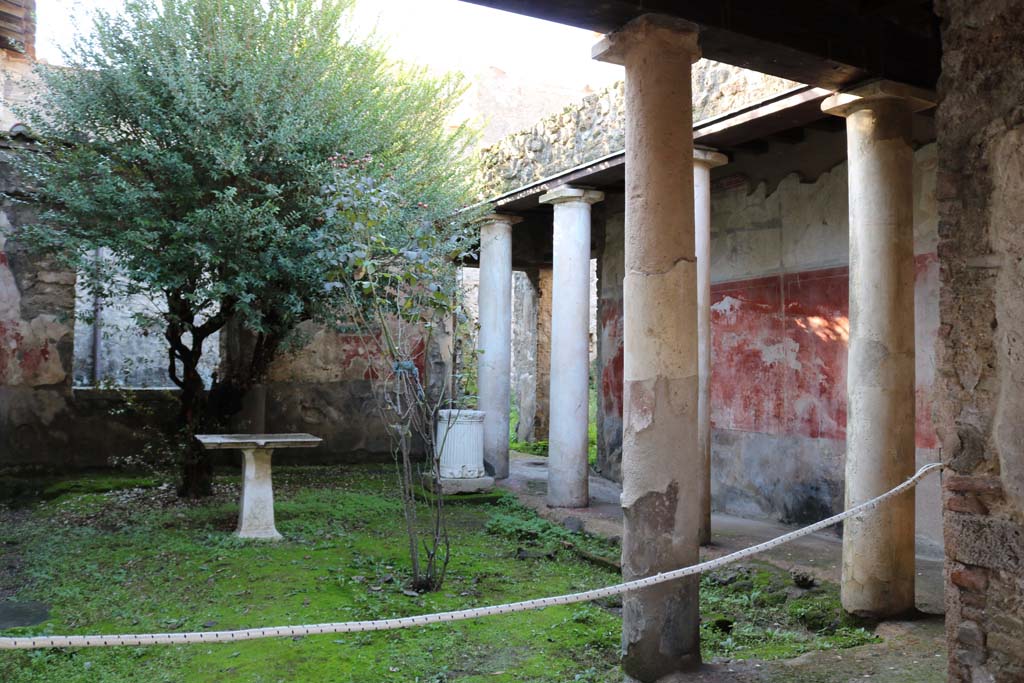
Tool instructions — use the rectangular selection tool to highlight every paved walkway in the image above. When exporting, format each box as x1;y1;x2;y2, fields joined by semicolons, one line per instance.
500;453;944;614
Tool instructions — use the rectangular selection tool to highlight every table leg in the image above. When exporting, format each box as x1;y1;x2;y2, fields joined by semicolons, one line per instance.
236;448;282;540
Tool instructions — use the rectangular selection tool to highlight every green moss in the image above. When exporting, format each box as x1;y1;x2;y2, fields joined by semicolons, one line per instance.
1;468;877;682
0;466;622;683
698;563;878;661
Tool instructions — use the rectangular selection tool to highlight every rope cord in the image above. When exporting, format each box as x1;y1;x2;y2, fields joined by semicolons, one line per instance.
0;462;942;650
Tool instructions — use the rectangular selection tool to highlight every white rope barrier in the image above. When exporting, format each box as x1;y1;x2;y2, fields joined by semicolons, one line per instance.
0;462;942;650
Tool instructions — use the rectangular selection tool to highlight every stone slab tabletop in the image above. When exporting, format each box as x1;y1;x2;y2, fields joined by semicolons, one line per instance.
195;433;323;450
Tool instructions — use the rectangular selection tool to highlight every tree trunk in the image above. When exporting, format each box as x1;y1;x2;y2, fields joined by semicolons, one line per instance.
177;364;212;498
179;444;214;498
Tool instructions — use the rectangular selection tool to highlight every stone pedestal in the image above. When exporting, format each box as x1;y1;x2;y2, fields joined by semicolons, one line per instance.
430;408;494;494
238;448;281;540
823;81;935;618
541;186;604;508
595;14;704;679
195;433;322;541
694;148;728;545
477;214;520;479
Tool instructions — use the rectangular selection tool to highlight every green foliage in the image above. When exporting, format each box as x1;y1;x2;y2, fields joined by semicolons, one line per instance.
9;0;481;494
509;439;549;456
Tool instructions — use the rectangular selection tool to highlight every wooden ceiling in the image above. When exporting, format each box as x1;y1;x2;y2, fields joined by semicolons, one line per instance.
460;0;940;90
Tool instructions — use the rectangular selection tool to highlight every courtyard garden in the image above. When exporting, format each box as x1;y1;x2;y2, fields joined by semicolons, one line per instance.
0;466;879;683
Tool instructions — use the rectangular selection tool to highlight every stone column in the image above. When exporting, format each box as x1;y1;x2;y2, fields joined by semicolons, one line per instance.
595;15;703;680
477;214;521;479
541;186;604;508
533;266;554;439
694;148;728;546
822;81;934;617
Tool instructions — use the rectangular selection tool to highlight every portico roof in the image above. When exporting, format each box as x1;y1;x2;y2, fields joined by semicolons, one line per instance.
460;0;940;91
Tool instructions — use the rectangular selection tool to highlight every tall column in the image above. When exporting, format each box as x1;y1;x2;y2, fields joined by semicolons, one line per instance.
595;15;703;680
822;81;934;617
541;186;604;508
477;214;520;479
694;148;728;546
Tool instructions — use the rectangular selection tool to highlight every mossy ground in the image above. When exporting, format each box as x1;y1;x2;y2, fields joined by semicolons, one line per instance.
1;466;874;682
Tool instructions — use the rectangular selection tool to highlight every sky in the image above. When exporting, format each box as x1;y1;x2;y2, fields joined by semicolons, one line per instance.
35;0;622;91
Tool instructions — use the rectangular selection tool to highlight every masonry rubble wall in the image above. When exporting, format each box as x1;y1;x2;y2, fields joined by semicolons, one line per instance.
934;1;1024;680
595;138;943;554
480;61;797;195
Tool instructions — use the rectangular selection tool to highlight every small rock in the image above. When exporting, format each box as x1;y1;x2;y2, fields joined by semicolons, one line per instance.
790;569;817;589
562;517;584;533
381;573;395;584
202;621;217;629
402;589;420;598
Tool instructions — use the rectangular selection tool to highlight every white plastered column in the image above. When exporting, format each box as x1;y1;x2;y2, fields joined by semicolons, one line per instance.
541;186;604;508
595;15;703;681
694;148;728;546
822;81;935;617
477;213;521;479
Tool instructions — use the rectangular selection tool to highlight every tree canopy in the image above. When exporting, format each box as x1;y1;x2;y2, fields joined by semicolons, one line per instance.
13;0;482;495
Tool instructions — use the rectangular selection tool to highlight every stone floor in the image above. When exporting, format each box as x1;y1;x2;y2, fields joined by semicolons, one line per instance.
499;452;947;682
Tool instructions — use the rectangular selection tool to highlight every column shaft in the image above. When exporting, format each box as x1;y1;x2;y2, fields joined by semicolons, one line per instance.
824;84;930;617
694;149;727;546
596;16;702;680
477;215;517;479
542;187;603;508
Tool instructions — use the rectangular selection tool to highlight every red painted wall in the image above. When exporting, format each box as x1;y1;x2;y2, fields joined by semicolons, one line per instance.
709;256;939;449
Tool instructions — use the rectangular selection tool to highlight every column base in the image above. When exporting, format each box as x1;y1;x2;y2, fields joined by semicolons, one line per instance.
234;529;283;541
421;474;495;495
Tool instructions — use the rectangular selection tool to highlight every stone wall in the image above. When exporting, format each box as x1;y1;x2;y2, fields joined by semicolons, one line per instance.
595;138;943;553
255;317;451;463
481;61;798;195
0;135;75;469
0;136;180;470
934;1;1024;680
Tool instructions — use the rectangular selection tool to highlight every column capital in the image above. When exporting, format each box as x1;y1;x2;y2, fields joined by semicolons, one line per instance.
539;186;605;206
694;147;728;169
592;14;700;66
821;79;936;118
478;213;524;227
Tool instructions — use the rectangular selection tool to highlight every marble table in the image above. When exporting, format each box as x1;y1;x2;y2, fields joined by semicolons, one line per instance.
195;433;322;540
